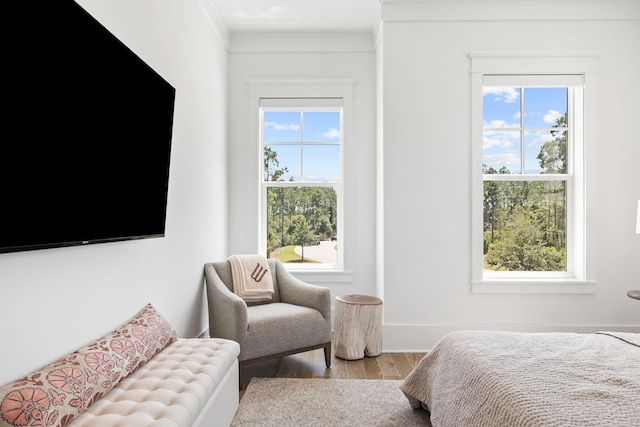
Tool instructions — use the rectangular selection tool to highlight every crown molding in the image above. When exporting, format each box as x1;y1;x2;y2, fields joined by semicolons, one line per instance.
197;0;230;50
380;0;640;22
229;32;375;53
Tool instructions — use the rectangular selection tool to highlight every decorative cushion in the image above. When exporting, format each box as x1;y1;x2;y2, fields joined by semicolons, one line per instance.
0;304;177;427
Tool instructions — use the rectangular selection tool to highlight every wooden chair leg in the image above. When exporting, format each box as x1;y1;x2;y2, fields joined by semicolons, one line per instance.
238;343;332;390
324;342;332;367
239;361;246;390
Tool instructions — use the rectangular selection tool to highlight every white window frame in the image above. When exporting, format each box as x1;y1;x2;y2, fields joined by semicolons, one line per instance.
469;53;598;294
248;80;355;282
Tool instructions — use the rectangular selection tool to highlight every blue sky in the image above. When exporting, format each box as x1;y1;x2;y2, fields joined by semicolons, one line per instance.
263;111;341;182
483;87;567;174
263;92;568;179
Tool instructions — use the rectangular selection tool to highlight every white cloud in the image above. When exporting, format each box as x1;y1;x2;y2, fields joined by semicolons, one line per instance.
483;119;518;129
322;128;341;139
483;87;520;103
264;121;300;131
525;130;554;149
483;132;517;150
483;153;520;168
543;110;561;124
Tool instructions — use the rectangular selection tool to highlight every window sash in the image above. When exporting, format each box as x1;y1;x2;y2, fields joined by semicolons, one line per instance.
261;183;343;268
483;174;569;181
262;107;343;183
478;80;583;281
260;103;344;269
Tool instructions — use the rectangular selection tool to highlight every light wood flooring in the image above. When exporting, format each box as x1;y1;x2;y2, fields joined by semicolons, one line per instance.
240;346;427;398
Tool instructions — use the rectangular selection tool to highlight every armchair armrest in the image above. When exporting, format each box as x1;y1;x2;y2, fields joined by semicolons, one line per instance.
204;263;248;342
274;261;331;320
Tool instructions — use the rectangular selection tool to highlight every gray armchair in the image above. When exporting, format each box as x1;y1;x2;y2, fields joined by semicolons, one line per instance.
204;259;332;388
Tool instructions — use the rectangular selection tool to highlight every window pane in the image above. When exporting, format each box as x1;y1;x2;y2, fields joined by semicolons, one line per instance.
303;112;341;142
523;87;567;128
263;145;300;181
302;145;340;182
525;129;567;174
266;186;338;265
483;180;567;272
524;130;545;174
484;86;569;176
483;130;521;174
483;87;520;128
263;111;301;143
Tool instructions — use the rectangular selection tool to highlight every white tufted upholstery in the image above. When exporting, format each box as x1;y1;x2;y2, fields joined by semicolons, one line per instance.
69;338;240;427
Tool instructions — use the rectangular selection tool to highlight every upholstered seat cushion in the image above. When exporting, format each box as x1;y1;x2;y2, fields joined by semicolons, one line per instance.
69;338;240;427
240;303;329;361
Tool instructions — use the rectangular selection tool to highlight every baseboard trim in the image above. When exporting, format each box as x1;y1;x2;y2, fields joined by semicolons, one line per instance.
381;323;640;352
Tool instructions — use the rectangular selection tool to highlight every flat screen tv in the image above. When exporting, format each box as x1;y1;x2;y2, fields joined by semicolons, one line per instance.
1;2;176;254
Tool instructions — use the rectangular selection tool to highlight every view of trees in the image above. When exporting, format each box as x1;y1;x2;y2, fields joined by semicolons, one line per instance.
264;147;337;260
483;113;568;272
264;107;567;270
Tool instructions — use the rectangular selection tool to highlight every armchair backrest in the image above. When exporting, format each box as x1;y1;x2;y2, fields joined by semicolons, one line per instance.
211;259;282;305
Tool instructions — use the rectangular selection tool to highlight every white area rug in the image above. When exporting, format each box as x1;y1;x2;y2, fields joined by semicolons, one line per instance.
231;378;431;427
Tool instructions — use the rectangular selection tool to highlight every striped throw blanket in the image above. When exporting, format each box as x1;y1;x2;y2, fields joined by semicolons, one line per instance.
228;255;274;302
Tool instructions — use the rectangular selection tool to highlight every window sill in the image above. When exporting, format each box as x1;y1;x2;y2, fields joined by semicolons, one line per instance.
471;279;597;294
290;270;354;283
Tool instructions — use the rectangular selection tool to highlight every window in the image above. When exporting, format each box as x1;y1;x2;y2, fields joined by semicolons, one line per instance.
483;83;576;275
470;54;597;293
249;79;354;279
260;99;343;269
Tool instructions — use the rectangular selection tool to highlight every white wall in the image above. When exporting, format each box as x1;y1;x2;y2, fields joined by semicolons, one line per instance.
379;0;640;350
0;0;229;385
2;2;638;387
227;36;378;299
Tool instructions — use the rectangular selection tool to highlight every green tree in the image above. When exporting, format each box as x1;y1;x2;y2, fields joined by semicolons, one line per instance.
483;165;510;246
485;207;565;271
537;113;567;174
264;148;291;253
536;112;567;250
264;147;288;181
264;148;338;261
290;215;315;261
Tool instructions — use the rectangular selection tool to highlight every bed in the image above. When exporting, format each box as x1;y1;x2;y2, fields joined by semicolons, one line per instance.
400;331;640;427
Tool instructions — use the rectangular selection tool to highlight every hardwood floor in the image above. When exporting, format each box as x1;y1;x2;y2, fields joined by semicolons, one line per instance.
240;346;427;397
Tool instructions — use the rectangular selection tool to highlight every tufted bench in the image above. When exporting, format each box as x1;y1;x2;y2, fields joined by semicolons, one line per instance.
70;339;239;427
0;305;240;427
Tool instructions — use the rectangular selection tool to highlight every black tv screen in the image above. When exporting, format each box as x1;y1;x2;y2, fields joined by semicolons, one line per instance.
1;2;176;254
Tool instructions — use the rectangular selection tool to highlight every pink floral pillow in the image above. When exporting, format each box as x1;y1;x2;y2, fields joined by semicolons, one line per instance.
0;303;177;427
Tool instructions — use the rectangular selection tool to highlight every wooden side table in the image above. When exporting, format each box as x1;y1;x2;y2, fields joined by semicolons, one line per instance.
334;294;383;360
627;290;640;300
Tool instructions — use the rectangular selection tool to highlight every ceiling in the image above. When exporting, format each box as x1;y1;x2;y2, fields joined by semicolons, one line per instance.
211;0;380;34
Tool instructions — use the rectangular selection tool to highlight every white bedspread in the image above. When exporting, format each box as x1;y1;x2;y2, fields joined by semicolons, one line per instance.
400;331;640;427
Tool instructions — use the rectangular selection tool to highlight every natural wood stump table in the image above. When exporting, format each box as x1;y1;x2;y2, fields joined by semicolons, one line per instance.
334;294;383;360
